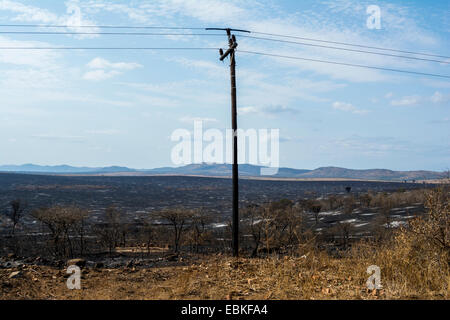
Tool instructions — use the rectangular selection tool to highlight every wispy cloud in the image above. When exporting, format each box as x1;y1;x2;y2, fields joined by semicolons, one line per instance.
83;69;120;81
84;57;142;81
238;106;258;116
390;95;421;106
31;134;86;142
87;58;142;71
80;0;249;24
0;0;99;35
430;91;446;104
332;101;368;114
238;105;299;117
0;0;59;23
390;92;447;106
179;116;218;124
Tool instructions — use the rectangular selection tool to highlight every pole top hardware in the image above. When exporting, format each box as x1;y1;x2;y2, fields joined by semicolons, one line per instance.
211;28;241;61
220;42;238;61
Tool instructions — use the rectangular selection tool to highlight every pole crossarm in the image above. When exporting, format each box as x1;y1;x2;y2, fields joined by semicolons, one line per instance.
205;27;251;34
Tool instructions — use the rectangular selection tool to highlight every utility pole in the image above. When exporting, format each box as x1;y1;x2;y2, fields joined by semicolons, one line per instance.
206;27;249;257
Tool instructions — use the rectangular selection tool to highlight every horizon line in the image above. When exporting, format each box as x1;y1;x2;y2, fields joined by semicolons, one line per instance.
0;162;446;173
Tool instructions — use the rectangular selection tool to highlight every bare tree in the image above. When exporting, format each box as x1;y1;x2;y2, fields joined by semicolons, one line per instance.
380;197;393;229
157;207;193;253
327;195;338;210
188;208;211;253
359;193;372;208
32;206;88;258
311;204;322;225
343;196;355;215
409;188;449;253
8;199;27;236
140;219;155;256
243;200;304;257
336;222;353;250
96;206;124;255
242;205;263;257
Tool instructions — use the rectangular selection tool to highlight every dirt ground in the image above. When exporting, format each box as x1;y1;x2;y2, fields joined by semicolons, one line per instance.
1;255;446;300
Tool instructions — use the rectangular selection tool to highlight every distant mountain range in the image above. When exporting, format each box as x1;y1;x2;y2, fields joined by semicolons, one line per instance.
0;163;446;181
0;164;135;174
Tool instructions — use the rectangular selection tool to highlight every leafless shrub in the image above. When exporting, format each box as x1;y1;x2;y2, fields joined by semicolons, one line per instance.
7;199;27;237
139;218;155;256
326;195;339;210
32;206;88;259
408;188;449;255
187;208;212;253
359;193;372;208
95;206;126;255
342;196;355;215
156;207;194;253
242;200;304;257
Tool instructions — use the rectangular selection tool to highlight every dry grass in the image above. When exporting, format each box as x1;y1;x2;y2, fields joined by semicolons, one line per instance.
1;249;447;300
1;189;448;300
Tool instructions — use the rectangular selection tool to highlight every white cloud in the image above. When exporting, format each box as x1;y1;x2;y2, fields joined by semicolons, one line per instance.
31;134;85;142
173;58;226;76
324;135;413;157
81;0;248;24
0;0;58;23
388;92;447;106
162;0;246;23
390;95;421;106
87;57;142;70
6;0;438;84
237;105;299;117
431;91;444;104
0;0;99;36
179;116;218;124
0;36;61;68
332;101;368;114
83;70;120;81
263;105;298;114
238;106;258;115
84;58;142;81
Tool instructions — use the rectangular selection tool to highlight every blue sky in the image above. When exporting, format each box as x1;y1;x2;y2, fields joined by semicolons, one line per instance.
0;0;449;171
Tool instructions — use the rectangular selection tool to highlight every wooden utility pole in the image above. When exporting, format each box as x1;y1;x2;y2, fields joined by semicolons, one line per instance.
206;27;249;257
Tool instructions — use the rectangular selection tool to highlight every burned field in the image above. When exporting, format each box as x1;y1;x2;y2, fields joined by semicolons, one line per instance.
0;173;433;253
1;173;448;301
0;173;430;224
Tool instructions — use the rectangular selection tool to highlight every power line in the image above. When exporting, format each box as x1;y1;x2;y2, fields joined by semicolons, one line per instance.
0;46;219;50
0;24;204;30
239;35;450;64
0;31;224;36
237;50;450;79
250;31;450;60
2;45;447;78
2;23;448;60
4;32;447;64
3;30;446;64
